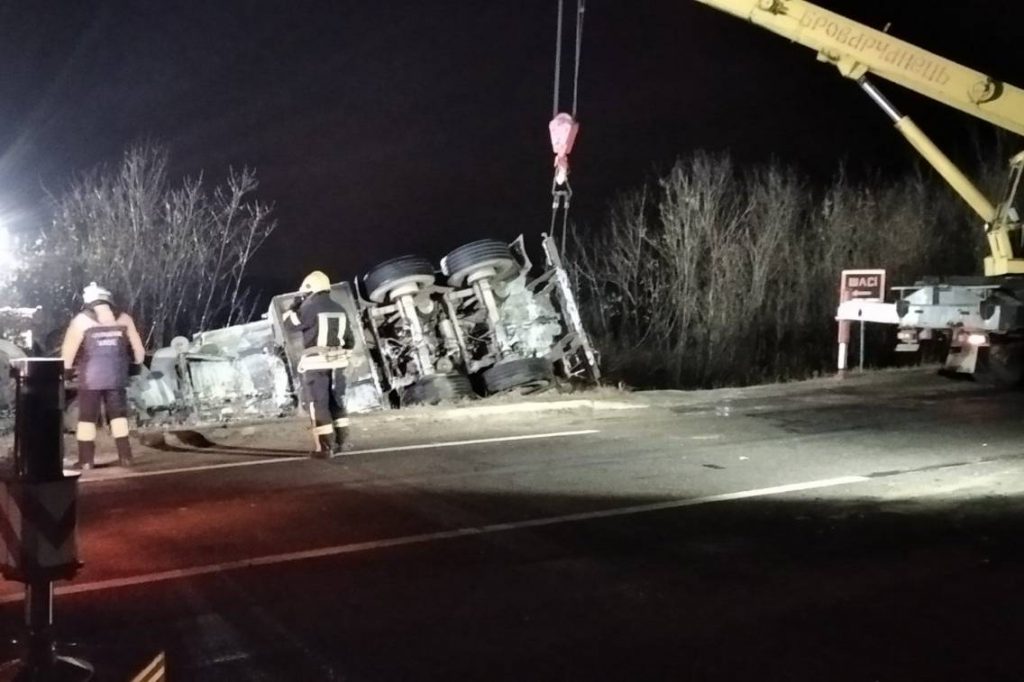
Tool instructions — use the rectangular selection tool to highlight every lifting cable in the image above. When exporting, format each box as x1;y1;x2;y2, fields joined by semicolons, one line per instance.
548;0;585;253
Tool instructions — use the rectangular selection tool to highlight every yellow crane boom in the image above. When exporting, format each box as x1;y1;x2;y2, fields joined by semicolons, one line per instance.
694;0;1024;276
695;0;1024;135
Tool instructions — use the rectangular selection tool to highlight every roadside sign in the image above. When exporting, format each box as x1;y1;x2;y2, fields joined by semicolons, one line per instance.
840;269;886;302
837;268;886;373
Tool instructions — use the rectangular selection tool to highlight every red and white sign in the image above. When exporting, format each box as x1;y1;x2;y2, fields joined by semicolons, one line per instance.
836;268;886;372
840;269;886;302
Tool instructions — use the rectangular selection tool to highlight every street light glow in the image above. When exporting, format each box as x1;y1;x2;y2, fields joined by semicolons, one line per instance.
0;223;18;271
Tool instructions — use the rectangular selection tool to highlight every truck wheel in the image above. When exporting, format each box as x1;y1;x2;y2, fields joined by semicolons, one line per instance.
64;394;79;434
402;372;476;406
976;342;1024;388
0;339;26;410
364;256;436;304
443;239;519;287
482;357;553;394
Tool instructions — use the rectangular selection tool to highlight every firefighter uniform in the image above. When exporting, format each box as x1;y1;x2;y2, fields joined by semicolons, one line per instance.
61;282;146;469
284;271;355;457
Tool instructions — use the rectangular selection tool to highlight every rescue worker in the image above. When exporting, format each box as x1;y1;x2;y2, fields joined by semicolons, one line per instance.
283;270;355;458
61;282;146;470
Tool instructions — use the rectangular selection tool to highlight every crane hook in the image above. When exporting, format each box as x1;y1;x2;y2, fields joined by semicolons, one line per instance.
549;112;580;188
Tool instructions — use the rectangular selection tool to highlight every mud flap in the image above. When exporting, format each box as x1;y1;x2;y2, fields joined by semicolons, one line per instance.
944;343;979;375
974;342;1024;387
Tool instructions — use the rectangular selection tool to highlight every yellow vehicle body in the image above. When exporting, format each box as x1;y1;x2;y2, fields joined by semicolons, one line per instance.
695;0;1024;276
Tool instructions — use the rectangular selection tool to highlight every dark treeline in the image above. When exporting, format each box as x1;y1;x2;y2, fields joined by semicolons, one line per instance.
569;150;1006;388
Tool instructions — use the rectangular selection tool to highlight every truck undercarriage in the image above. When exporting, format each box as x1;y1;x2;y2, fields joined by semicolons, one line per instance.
126;233;599;428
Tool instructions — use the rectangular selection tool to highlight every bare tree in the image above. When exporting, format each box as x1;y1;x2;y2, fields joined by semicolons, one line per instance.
15;143;276;348
569;150;989;389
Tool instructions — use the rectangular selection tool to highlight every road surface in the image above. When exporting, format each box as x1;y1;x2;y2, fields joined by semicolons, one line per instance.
0;369;1022;681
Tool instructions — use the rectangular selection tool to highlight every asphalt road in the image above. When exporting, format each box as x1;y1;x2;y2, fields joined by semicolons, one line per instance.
2;370;1024;681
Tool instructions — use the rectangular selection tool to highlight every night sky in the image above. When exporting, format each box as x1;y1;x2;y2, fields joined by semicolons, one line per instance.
1;0;1022;292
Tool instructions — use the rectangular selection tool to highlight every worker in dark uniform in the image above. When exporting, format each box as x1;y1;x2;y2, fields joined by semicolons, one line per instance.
283;270;355;458
61;282;146;470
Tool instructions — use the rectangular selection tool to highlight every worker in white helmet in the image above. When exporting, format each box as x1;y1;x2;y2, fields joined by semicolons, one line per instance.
61;282;146;469
283;270;355;457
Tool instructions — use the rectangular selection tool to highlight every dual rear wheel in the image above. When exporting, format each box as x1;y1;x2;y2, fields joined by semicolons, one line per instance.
975;341;1024;387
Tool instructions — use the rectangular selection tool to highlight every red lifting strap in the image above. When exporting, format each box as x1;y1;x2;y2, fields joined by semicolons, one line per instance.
549;112;579;186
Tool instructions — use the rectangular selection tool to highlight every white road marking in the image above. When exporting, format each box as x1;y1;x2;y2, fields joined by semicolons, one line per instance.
335;430;600;457
0;474;868;602
80;430;601;482
78;457;300;481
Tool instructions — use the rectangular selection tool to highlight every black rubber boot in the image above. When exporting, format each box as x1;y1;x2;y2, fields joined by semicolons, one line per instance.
115;437;134;467
312;434;334;459
75;441;95;471
332;427;351;455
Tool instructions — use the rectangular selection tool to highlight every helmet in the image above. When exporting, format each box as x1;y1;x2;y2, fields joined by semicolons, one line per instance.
82;282;113;305
300;270;331;294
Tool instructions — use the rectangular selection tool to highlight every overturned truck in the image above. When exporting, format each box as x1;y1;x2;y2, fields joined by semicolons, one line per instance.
129;234;599;427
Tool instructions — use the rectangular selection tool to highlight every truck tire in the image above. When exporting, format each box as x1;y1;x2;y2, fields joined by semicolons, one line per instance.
402;372;476;406
0;339;26;410
482;357;553;394
976;342;1024;388
443;239;519;287
64;394;79;434
364;256;436;304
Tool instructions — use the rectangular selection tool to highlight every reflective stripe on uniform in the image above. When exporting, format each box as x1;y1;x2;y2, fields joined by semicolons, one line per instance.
110;417;130;439
76;422;97;441
316;312;347;348
332;417;350;428
308;404;319;449
313;424;334;436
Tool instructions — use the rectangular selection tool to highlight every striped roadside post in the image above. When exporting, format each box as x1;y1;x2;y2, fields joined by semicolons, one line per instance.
0;358;92;680
130;652;165;682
